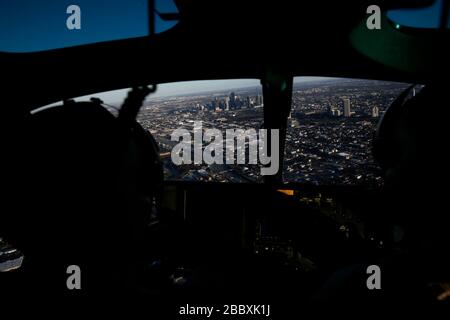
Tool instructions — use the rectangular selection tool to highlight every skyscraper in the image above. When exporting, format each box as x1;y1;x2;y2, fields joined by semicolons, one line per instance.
210;98;218;111
246;96;252;108
225;97;230;111
372;105;379;118
343;98;351;117
229;92;236;109
255;94;263;107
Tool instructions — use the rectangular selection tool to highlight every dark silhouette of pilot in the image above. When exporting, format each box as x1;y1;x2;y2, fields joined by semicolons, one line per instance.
313;84;450;306
1;99;162;299
373;84;450;304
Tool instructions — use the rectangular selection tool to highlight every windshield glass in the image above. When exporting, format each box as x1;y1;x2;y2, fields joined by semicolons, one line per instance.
40;79;265;183
283;77;415;187
138;79;264;183
387;0;450;29
0;0;179;52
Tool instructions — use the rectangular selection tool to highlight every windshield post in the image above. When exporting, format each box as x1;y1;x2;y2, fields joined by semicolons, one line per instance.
261;70;293;185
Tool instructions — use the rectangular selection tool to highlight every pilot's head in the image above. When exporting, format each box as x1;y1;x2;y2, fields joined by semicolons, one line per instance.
374;85;445;189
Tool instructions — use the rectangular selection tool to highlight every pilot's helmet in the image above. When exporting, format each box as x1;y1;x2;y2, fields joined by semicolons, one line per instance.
373;84;448;189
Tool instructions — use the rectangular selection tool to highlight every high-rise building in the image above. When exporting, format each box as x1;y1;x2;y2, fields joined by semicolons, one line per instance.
255;94;263;106
343;98;351;117
210;98;218;111
224;97;230;110
235;96;242;109
372;105;379;118
229;92;236;109
246;96;252;108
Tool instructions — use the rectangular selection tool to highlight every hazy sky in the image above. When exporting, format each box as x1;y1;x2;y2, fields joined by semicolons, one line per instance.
35;77;336;112
73;79;261;106
68;77;334;106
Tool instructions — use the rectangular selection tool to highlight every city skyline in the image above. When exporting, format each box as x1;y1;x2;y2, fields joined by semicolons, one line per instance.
38;77;336;111
34;77;411;186
136;78;410;185
84;77;338;104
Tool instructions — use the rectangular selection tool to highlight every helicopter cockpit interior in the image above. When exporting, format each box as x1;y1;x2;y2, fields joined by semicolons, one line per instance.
1;0;450;315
